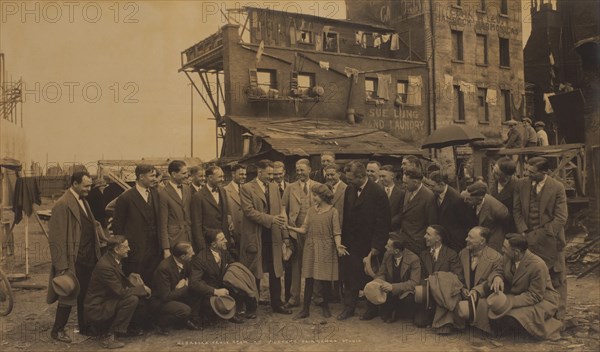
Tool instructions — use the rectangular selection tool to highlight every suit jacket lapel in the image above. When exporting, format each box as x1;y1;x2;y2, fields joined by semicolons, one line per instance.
250;180;267;206
66;191;82;225
130;188;153;222
474;248;492;284
291;183;304;204
538;179;552;215
521;181;531;221
226;183;241;206
478;199;489;224
166;183;184;206
202;186;219;210
461;250;471;288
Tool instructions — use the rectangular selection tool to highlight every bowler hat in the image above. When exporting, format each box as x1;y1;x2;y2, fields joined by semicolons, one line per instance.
364;280;387;305
487;291;513;320
414;279;430;308
282;242;293;261
506;120;518;126
210;295;237;320
534;121;545;128
363;252;380;278
457;293;477;323
52;271;79;297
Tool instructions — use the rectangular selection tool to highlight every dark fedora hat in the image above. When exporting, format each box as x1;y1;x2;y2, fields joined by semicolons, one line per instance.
52;271;79;297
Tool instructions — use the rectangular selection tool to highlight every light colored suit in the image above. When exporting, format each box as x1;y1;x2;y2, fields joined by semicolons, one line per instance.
458;246;504;333
159;183;192;248
281;179;321;303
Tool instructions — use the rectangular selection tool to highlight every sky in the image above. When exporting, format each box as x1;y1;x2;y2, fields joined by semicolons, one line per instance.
0;0;540;168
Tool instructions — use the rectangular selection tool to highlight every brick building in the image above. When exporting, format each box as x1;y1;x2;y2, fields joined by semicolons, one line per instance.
346;0;526;150
180;6;427;170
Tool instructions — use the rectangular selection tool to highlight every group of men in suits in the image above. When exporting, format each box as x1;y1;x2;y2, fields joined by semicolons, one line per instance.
47;152;569;346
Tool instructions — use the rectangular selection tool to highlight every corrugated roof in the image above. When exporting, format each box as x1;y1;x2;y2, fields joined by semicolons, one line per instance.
228;116;424;157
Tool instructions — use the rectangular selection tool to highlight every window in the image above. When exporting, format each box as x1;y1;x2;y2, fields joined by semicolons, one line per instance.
476;34;488;65
452;30;464;61
501;89;511;121
324;32;338;52
499;37;510;67
257;69;276;91
297;72;315;95
477;88;489;122
500;0;508;15
479;0;486;11
453;85;465;121
365;78;378;100
396;80;408;104
299;31;312;44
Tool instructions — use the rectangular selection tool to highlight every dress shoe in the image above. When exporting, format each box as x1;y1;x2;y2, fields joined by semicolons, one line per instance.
282;301;299;309
321;306;332;318
50;330;72;343
244;312;257;319
101;333;125;349
185;319;203;331
272;306;293;315
435;324;452;335
154;326;170;336
229;315;244;324
116;327;144;338
359;308;379;321
294;309;310;320
336;308;354;321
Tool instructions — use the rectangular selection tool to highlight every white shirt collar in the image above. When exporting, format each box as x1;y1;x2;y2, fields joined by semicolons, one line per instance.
359;178;369;190
256;178;267;193
69;187;81;200
439;185;448;202
169;181;181;190
192;183;201;192
135;183;150;200
533;175;547;189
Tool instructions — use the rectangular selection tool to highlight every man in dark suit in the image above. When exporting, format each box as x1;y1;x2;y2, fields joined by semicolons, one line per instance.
337;161;390;321
240;160;292;315
159;160;193;248
397;167;438;256
310;151;336;183
426;171;471;253
490;157;518;233
379;165;404;234
113;165;168;286
513;157;568;319
224;164;247;256
84;236;150;349
152;242;202;334
191;166;233;254
190;230;256;324
47;171;102;342
273;161;289;198
189;165;206;196
414;225;463;330
463;182;510;253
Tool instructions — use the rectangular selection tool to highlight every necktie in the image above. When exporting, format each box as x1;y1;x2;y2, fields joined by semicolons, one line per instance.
146;189;152;205
511;262;517;275
430;248;437;262
176;184;183;199
470;255;478;271
212;187;219;193
438;195;443;206
386;187;392;198
279;183;285;198
303;182;308;195
263;182;270;212
357;187;363;197
177;184;182;189
532;181;539;195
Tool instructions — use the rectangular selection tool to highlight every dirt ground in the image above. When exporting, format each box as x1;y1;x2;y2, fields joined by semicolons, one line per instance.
1;198;599;352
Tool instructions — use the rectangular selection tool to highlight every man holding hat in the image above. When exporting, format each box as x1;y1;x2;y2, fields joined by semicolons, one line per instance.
522;118;539;147
463;181;510;253
487;234;562;340
190;229;256;324
513;157;568;319
504;120;522;149
535;121;549;146
84;235;151;349
373;239;421;323
48;171;102;342
457;226;504;334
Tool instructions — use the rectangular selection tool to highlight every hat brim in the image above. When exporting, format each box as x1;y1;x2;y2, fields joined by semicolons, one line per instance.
52;272;80;298
468;293;477;323
364;253;380;278
210;296;236;320
487;295;513;320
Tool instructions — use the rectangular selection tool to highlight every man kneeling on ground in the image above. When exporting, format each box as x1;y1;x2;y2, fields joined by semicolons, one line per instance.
190;229;257;324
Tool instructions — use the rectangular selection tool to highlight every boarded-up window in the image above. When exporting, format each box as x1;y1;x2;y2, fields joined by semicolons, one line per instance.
476;34;488;65
453;85;465;121
478;88;489;122
499;37;510;67
452;30;464;61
